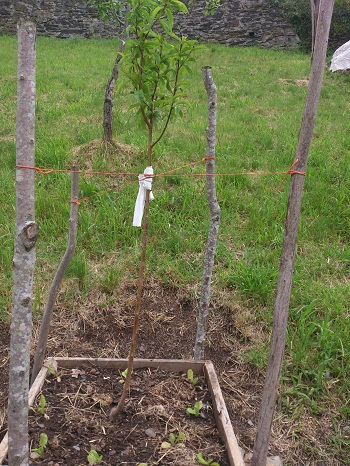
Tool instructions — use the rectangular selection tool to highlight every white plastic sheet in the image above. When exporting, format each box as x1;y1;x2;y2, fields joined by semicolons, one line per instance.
132;166;154;227
330;40;350;72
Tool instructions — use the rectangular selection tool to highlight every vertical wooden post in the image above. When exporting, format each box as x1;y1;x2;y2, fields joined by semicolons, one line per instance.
194;66;221;360
103;38;125;144
31;168;79;385
8;20;37;466
251;2;334;465
311;0;321;58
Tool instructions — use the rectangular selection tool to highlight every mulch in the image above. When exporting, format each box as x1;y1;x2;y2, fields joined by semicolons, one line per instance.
0;280;344;465
28;365;229;465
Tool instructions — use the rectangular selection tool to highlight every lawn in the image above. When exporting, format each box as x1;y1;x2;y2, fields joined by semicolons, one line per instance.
0;35;349;463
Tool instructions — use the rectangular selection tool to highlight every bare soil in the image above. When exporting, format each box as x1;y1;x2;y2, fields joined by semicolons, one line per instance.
27;365;229;465
0;281;345;465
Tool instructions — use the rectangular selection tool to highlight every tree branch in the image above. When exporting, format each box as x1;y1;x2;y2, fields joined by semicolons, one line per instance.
31;168;79;385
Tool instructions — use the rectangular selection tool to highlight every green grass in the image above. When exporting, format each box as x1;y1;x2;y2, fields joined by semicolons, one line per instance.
1;36;349;462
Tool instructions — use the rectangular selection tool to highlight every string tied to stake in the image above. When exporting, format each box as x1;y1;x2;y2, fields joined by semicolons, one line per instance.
133;166;154;227
278;159;306;191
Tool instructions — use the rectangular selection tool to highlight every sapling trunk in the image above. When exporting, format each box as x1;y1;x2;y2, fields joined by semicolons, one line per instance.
109;189;151;421
8;20;37;466
194;67;220;360
251;2;334;464
31;168;79;385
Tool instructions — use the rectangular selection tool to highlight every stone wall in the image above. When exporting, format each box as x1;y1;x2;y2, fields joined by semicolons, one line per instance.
0;1;120;38
0;0;299;48
175;0;299;48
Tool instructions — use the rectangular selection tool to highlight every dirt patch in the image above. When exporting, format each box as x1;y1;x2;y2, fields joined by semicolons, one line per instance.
0;281;346;465
278;78;309;87
27;365;228;465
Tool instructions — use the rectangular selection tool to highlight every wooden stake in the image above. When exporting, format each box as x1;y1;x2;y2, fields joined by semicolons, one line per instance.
31;167;79;384
311;0;321;59
194;66;221;360
103;37;125;144
8;20;37;466
251;2;334;464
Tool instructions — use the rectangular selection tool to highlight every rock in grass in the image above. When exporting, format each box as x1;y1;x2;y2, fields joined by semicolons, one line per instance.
267;456;283;466
244;453;283;466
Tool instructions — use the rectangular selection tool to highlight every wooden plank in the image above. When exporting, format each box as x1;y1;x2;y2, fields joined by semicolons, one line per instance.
53;357;207;374
0;433;8;466
204;362;245;466
0;365;48;465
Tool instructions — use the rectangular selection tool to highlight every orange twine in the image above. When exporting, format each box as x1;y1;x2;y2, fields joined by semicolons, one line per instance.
16;158;305;205
277;159;306;192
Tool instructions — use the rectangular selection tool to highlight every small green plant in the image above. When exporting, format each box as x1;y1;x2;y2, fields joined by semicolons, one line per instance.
119;368;128;384
187;368;199;387
161;431;186;448
197;452;220;466
30;432;48;459
186;400;203;417
47;359;62;381
87;449;103;465
37;394;47;415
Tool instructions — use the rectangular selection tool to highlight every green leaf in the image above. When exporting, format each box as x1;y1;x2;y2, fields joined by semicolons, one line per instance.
151;5;163;21
174;99;191;107
47;360;59;374
161;441;172;449
37;394;46;414
187;400;203;416
166;9;174;28
197;453;209;465
197;453;220;466
170;0;188;13
87;449;103;464
39;432;48;448
159;18;171;34
133;89;146;104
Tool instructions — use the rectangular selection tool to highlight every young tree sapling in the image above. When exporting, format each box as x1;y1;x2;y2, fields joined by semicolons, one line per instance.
109;0;199;420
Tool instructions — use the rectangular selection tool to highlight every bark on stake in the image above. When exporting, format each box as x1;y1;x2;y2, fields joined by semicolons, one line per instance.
31;168;79;385
194;67;220;360
311;0;321;59
8;20;37;466
103;37;126;143
252;2;334;465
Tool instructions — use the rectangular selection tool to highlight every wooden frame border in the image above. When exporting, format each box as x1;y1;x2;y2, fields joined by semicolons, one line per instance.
0;358;245;466
0;365;48;465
